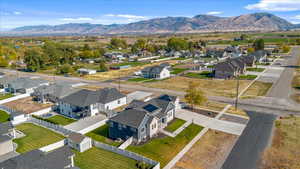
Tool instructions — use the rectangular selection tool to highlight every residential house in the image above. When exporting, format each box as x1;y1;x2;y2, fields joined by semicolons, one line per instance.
77;68;97;75
0;146;76;169
241;55;257;67
251;50;269;63
67;132;92;152
6;77;49;94
109;94;179;142
59;88;126;118
32;84;80;104
0;76;17;90
214;57;246;79
141;65;170;79
0;122;15;156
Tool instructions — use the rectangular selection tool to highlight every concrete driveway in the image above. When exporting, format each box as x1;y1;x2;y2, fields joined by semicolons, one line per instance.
64;114;107;133
176;109;246;135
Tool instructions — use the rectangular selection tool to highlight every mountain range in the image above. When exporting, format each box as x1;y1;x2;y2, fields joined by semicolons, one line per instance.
2;13;300;36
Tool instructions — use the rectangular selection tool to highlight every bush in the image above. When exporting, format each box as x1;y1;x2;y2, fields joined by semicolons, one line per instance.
136;161;152;169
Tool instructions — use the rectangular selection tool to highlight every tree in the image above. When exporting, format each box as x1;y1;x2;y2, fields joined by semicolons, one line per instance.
253;39;265;51
109;38;127;49
0;57;8;67
58;64;73;74
167;37;189;51
240;34;249;41
24;48;43;72
281;45;291;53
247;47;255;53
184;82;207;110
296;39;300;45
99;60;108;72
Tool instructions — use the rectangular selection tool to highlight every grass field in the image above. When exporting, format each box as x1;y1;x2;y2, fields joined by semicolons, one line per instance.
238;74;257;80
85;125;121;147
165;118;186;132
246;67;265;72
127;124;203;167
260;116;300;169
171;68;188;75
242;81;273;99
127;77;148;82
139;76;250;98
184;71;213;79
74;147;139;169
0;93;14;100
0;110;10;123
46;115;76;126
13;123;65;153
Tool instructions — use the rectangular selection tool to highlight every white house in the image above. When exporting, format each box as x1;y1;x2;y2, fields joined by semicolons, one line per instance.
77;68;97;75
59;88;127;118
67;132;92;152
141;65;170;80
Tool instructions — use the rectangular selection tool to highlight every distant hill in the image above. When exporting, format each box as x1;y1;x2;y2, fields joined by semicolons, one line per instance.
2;13;297;36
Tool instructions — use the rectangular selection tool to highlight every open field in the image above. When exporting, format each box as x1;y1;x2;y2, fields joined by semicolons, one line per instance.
260;116;300;169
136;76;251;98
13;123;65;153
184;71;213;79
0;93;14;100
74;147;139;169
46;115;76;126
174;130;238;169
241;81;273;99
127;124;203;167
0;110;10;123
85;124;121;147
165;118;186;133
3;97;52;114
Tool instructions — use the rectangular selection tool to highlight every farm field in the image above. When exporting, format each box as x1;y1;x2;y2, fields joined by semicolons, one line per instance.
13;123;65;153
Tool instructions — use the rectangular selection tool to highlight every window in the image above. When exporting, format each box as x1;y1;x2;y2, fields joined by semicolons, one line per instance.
118;100;121;104
141;127;145;133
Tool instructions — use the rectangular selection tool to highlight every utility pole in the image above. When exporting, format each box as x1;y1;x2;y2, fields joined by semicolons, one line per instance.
235;75;240;111
118;73;121;91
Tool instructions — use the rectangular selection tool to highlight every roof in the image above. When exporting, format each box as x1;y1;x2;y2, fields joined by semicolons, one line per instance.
141;65;168;74
0;76;17;86
68;132;86;144
61;88;126;107
0;122;14;135
110;109;149;128
9;77;48;90
34;84;80;99
0;146;74;169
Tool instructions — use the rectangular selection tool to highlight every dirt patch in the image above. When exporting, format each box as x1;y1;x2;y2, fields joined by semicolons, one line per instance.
4;97;52;114
173;130;238;169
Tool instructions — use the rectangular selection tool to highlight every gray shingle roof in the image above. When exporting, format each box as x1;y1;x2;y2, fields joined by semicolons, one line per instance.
33;84;80;99
61;88;125;107
142;65;168;74
110;109;149;128
9;77;48;90
0;146;74;169
68;132;86;144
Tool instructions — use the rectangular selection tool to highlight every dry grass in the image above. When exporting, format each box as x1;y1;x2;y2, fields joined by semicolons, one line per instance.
4;97;52;114
241;81;273;99
260;116;300;169
173;130;238;169
226;106;249;117
139;76;251;98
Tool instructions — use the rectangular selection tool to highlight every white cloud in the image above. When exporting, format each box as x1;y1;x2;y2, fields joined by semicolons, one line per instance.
245;0;300;11
104;14;147;19
13;11;22;15
206;11;223;15
60;17;94;21
294;15;300;20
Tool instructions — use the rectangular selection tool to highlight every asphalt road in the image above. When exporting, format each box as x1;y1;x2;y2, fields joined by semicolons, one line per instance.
221;111;276;169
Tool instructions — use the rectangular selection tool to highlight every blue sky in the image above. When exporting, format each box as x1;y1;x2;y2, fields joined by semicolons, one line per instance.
1;0;300;30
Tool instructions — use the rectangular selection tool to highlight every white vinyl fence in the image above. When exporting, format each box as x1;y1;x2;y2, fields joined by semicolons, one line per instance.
118;137;133;150
39;139;66;152
93;140;160;169
30;107;52;116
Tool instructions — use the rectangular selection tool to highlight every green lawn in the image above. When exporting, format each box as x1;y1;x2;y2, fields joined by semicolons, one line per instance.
127;77;148;82
46;115;76;126
0;93;14;100
165;118;186;133
0;110;10;123
127;124;203;167
112;61;149;67
171;68;188;75
13;123;65;153
246;67;265;72
85;125;121;147
239;74;257;80
74;147;141;169
185;71;213;79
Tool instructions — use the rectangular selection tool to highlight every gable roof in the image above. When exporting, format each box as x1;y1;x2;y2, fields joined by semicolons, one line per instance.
61;88;125;107
9;77;48;90
110;109;149;128
0;146;74;169
68;132;86;144
34;84;80;99
142;65;168;75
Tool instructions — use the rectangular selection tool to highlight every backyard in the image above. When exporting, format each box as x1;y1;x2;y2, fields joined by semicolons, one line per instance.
0;93;14;100
127;124;203;167
0;110;10;123
13;123;65;153
4;97;52;114
74;147;140;169
85;124;122;147
46;115;76;126
164;118;186;133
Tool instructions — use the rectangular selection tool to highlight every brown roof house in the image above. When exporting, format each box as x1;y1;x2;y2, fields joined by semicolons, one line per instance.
67;132;92;152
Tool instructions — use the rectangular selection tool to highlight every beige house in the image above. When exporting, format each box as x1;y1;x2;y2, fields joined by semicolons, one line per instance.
67;132;92;152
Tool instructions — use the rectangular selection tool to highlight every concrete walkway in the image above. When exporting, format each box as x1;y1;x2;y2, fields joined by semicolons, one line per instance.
161;120;192;138
64;114;107;133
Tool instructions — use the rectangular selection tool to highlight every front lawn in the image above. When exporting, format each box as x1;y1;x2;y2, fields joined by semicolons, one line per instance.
46;115;76;126
242;81;273;98
164;118;186;133
0;93;14;100
127;77;148;82
0;110;10;123
185;71;213;79
246;67;265;72
74;147;140;169
171;68;188;75
127;124;203;167
13;123;65;153
85;124;122;147
239;74;257;80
